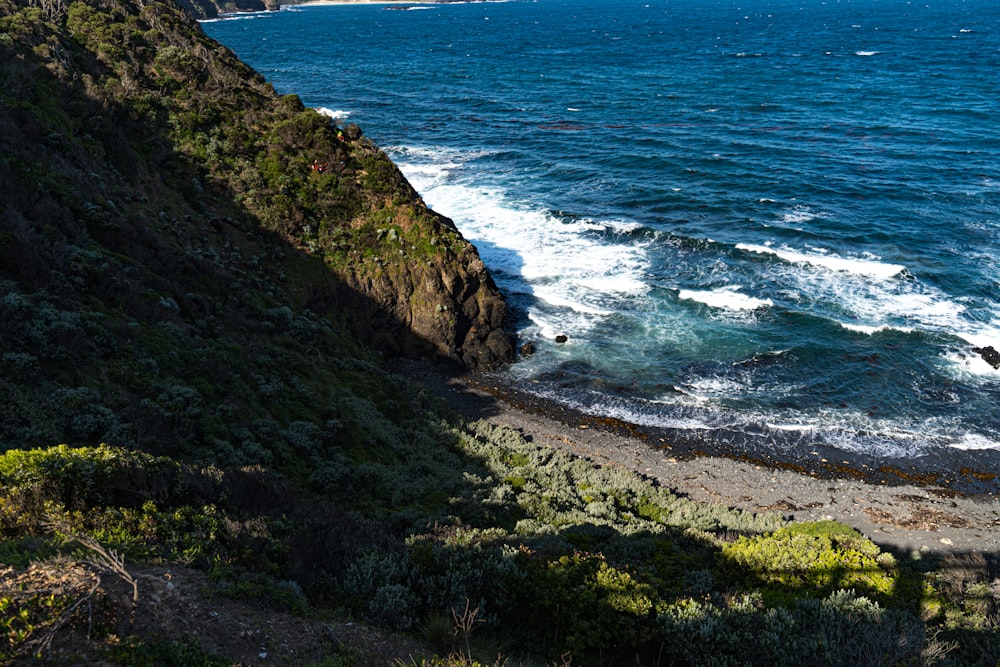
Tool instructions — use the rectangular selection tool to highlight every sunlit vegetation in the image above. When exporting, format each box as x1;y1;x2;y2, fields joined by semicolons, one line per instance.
1;0;998;664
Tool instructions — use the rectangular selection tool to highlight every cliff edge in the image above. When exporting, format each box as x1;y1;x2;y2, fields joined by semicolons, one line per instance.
1;0;512;371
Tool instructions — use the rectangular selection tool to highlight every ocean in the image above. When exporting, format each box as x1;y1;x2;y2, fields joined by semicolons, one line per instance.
203;0;1000;480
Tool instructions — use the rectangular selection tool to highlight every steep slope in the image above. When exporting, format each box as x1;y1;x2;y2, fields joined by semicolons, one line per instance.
3;3;1000;666
0;0;512;376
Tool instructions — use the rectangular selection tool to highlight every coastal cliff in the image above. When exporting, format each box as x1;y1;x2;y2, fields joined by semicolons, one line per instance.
0;0;511;384
3;1;999;665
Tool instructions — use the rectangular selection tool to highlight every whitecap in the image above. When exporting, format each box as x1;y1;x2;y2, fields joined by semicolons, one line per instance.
734;242;990;348
391;143;651;341
199;12;272;22
777;205;821;225
681;376;745;401
766;422;816;433
736;243;905;279
940;347;1000;379
315;107;351;121
581;218;644;234
950;320;1000;351
678;286;773;311
838;322;913;335
950;433;1000;451
532;287;613;316
855;51;880;56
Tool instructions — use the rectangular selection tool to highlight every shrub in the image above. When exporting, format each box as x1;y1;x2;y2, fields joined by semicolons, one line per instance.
658;589;925;667
501;551;660;659
718;520;898;600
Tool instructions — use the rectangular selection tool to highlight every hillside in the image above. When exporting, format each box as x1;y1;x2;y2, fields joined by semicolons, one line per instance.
1;0;999;665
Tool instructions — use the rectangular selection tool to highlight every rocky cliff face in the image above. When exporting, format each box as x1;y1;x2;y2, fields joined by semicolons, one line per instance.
0;0;513;370
0;0;512;456
174;0;278;20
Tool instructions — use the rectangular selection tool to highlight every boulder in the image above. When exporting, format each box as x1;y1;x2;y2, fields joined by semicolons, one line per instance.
974;346;1000;369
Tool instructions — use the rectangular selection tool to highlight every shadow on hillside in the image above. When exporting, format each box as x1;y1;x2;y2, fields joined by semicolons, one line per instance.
3;5;999;665
352;411;1000;665
0;6;515;455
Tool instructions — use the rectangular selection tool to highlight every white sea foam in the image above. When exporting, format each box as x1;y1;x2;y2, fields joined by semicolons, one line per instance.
777;205;822;225
855;51;880;56
559;391;943;459
315;107;351;121
226;11;272;19
391;144;650;340
766;422;815;433
734;241;996;362
737;243;905;279
199;12;271;22
532;287;612;316
950;320;1000;351
951;433;1000;451
680;376;747;403
941;348;1000;378
838;322;913;335
678;286;772;311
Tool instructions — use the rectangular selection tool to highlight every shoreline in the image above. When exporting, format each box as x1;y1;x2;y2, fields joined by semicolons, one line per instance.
284;0;482;6
392;358;1000;556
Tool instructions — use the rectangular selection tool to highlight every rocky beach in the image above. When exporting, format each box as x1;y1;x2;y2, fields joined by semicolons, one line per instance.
394;359;1000;558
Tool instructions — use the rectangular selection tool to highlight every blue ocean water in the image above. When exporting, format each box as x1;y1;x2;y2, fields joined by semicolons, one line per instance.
204;0;1000;466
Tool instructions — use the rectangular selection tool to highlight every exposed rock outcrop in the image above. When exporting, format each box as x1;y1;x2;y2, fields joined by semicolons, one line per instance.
0;0;511;370
0;0;511;455
975;346;1000;369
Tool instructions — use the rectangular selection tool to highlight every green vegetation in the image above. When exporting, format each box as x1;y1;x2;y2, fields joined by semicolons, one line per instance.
2;426;999;665
1;0;998;664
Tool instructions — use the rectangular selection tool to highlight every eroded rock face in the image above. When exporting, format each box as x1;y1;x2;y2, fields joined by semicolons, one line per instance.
1;0;514;372
310;136;514;369
416;241;513;369
333;208;514;370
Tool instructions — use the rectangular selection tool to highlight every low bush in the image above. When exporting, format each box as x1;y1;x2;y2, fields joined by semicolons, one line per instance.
504;551;654;659
659;589;925;667
718;520;898;601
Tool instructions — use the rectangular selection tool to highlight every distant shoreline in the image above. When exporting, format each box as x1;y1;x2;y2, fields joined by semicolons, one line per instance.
286;0;476;6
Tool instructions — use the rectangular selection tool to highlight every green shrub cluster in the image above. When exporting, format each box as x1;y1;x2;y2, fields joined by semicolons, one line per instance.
2;0;999;663
719;520;899;601
503;551;660;658
659;589;925;667
3;405;999;665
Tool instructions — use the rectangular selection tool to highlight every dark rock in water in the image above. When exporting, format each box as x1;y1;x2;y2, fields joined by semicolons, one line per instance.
974;346;1000;369
555;334;568;344
520;341;537;357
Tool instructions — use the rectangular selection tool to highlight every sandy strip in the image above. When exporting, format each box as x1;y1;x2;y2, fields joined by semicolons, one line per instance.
392;359;1000;557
